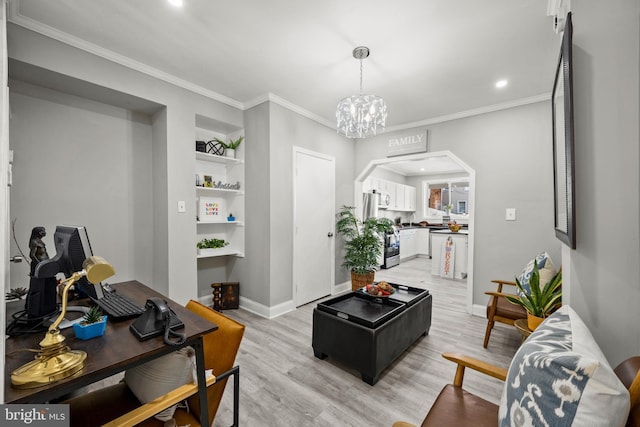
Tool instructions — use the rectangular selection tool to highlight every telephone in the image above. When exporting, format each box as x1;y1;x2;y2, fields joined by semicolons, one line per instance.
129;297;185;346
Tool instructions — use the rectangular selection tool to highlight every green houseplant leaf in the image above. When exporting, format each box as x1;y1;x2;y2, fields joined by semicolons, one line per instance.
336;205;393;275
505;263;562;318
213;136;244;150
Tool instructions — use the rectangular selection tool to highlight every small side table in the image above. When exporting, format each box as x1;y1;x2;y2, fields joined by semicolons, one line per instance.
514;318;532;343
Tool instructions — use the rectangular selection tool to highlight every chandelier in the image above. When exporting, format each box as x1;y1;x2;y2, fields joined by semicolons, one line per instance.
336;46;387;138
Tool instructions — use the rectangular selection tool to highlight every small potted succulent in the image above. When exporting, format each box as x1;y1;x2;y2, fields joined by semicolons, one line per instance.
73;306;107;340
197;237;230;255
214;136;244;158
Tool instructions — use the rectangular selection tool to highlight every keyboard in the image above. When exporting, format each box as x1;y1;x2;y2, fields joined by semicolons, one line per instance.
90;292;145;320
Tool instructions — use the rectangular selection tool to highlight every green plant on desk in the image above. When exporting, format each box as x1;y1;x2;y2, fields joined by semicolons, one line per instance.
81;306;104;325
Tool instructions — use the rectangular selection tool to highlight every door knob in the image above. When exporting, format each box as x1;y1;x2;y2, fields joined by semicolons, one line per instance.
10;255;23;263
327;232;334;237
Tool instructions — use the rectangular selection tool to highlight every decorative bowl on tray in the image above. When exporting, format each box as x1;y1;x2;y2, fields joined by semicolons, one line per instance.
362;281;395;298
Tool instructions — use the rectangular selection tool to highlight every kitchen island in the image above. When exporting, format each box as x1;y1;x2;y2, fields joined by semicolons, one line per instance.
430;229;469;279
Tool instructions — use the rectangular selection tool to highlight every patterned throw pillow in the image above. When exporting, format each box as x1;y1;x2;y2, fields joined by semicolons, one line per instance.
517;252;556;296
498;306;629;427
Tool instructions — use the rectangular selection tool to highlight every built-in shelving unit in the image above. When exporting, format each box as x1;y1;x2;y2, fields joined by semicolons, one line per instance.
194;117;245;273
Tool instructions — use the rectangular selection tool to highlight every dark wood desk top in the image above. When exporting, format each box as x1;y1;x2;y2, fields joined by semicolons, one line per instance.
4;280;217;404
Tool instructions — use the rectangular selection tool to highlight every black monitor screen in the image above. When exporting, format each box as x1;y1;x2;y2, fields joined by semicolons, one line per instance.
34;225;104;299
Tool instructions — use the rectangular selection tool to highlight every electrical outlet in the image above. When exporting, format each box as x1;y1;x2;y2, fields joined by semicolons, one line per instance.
178;201;186;213
506;208;516;221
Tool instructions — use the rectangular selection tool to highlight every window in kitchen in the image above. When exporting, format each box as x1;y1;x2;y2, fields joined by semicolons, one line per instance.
423;179;469;216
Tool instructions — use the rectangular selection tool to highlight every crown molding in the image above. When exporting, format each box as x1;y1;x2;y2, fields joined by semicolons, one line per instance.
385;93;551;133
245;93;335;129
7;1;550;134
7;2;244;110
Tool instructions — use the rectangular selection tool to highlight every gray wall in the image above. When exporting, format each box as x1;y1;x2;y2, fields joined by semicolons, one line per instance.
9;82;155;288
355;102;561;308
569;2;640;366
240;102;353;307
8;23;243;303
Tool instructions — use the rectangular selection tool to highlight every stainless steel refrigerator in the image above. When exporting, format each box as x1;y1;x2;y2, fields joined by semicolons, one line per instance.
362;191;379;219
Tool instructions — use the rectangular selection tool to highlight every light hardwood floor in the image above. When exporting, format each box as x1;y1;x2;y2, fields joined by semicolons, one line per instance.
212;257;521;427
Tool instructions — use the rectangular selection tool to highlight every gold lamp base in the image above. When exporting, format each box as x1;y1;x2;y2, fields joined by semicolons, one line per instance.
11;330;87;389
11;256;115;389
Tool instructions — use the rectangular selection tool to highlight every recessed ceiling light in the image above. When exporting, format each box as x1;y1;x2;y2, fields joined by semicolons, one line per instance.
168;0;183;7
495;79;508;89
420;168;425;172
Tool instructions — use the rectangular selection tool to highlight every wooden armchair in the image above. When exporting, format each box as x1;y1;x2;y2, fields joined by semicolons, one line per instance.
64;300;245;427
392;352;640;427
483;279;526;348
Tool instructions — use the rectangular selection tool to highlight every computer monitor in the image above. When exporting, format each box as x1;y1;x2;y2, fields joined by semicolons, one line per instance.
34;225;105;299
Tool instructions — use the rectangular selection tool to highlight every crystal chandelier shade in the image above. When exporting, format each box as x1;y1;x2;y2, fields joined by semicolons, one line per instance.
336;47;387;138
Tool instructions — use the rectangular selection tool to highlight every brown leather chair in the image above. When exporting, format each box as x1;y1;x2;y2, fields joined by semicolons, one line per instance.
64;300;245;427
392;353;640;427
483;279;526;348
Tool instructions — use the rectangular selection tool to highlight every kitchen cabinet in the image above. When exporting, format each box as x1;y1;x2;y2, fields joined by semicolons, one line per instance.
416;228;430;256
399;228;417;261
394;183;405;210
405;186;416;211
362;177;416;211
430;230;468;279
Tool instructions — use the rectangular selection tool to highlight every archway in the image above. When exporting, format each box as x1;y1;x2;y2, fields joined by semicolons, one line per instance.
354;151;476;314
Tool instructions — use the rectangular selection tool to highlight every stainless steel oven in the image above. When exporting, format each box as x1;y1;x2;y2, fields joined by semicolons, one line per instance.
382;228;400;269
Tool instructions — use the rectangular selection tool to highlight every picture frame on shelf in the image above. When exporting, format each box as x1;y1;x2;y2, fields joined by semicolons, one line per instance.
198;197;225;222
203;175;213;188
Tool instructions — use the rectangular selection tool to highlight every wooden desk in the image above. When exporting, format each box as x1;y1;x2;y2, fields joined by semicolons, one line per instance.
5;281;217;427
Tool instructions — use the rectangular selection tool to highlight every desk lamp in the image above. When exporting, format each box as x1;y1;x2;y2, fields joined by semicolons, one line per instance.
11;256;115;389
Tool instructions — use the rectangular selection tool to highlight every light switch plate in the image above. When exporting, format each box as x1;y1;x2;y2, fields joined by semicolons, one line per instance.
506;208;516;221
178;201;186;213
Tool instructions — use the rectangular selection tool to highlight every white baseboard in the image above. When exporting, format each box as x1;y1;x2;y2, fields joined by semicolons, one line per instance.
197;293;295;319
472;303;487;318
333;280;351;295
238;296;296;319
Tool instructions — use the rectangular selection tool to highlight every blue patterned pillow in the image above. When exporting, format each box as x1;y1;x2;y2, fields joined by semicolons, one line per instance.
498;306;629;427
517;252;556;296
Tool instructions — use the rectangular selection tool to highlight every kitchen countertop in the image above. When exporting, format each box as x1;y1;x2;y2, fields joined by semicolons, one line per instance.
430;229;469;235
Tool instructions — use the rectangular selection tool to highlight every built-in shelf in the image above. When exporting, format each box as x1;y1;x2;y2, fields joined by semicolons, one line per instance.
196;248;245;259
196;186;243;195
197;220;244;226
196;152;244;165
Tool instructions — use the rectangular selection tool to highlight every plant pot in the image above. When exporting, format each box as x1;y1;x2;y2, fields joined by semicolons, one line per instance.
351;271;375;291
225;148;235;158
73;316;107;340
527;312;545;331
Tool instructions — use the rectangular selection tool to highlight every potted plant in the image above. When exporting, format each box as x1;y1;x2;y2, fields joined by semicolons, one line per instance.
197;237;230;255
73;306;107;340
5;287;28;301
336;205;393;291
214;136;244;158
505;263;562;330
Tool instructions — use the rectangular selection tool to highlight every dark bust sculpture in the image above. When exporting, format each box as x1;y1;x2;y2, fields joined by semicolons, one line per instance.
29;226;49;276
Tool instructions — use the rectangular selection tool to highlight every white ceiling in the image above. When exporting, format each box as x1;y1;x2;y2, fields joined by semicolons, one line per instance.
8;0;561;133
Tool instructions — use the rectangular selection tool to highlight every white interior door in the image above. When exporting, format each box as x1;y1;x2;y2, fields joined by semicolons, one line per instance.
293;147;335;306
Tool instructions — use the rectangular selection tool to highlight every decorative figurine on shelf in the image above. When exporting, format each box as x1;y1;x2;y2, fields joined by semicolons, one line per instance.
227;213;235;222
28;226;49;276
